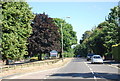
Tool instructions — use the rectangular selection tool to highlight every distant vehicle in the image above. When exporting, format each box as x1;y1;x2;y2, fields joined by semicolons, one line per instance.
91;55;103;64
77;55;81;57
87;53;94;61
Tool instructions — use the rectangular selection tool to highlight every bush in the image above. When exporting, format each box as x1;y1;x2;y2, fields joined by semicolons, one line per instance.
30;57;38;61
112;44;120;62
63;52;74;57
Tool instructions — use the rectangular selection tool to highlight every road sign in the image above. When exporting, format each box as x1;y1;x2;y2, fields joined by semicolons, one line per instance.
50;50;58;57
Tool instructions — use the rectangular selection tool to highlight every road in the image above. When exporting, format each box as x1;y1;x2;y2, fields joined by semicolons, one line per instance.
8;58;120;81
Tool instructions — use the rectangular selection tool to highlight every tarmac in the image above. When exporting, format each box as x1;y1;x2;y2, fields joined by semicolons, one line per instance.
0;59;120;80
103;60;120;69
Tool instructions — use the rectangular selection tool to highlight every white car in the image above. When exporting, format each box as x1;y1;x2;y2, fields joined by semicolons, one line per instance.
91;55;103;64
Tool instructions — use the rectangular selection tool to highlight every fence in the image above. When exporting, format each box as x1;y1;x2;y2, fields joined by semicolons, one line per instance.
0;59;60;73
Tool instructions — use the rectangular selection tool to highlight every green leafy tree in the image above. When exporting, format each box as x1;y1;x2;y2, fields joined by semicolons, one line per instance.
0;2;1;59
74;6;119;59
79;31;92;44
53;18;77;52
74;43;87;57
2;1;33;64
106;6;119;43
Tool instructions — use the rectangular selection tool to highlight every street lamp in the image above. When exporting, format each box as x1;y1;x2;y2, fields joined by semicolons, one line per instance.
61;16;70;61
118;1;120;27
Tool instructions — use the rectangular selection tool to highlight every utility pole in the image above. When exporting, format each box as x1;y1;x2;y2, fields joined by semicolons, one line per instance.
61;17;70;61
118;1;120;27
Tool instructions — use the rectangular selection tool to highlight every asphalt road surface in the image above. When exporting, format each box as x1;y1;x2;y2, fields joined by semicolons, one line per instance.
9;58;120;81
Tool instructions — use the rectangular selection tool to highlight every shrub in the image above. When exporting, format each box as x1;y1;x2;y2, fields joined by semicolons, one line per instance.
30;57;38;61
112;44;120;62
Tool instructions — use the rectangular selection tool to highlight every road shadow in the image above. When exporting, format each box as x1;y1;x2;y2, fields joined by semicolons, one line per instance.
2;79;120;81
103;60;120;65
50;72;120;80
87;62;104;64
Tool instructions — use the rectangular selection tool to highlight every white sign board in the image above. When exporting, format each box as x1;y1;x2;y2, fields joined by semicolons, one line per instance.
50;50;58;57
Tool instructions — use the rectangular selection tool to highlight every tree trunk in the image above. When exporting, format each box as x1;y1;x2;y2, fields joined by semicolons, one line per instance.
47;53;50;59
6;59;9;65
59;52;62;58
38;54;42;60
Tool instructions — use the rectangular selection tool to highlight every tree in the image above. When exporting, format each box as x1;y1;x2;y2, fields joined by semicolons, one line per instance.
106;6;119;43
1;1;33;64
79;31;92;44
74;6;119;59
53;18;77;52
27;13;61;60
0;2;2;59
74;44;87;57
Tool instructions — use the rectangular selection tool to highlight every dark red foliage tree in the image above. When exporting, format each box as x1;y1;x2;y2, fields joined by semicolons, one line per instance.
28;13;61;60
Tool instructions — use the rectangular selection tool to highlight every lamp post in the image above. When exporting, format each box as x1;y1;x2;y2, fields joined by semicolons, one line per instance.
61;17;70;61
118;1;120;27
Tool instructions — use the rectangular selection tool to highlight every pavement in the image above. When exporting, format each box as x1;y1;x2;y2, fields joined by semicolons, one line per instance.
0;58;72;80
103;60;120;69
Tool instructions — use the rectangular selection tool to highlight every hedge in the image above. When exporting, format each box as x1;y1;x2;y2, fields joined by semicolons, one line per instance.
112;44;120;62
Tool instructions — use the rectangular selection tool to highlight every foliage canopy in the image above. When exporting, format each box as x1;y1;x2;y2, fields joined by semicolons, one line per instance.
1;1;33;64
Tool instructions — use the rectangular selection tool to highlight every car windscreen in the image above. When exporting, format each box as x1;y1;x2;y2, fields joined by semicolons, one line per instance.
93;56;101;58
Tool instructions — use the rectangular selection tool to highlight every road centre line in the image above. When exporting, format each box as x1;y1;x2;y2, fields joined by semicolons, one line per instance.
84;62;97;80
94;76;98;81
84;62;108;81
89;68;92;71
91;71;94;74
94;76;96;79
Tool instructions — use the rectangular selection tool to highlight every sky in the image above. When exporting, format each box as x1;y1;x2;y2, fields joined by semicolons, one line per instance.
27;1;119;43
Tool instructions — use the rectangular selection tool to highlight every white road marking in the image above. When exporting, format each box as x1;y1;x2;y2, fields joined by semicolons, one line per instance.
94;76;97;81
89;68;92;71
44;78;47;79
94;76;96;79
107;64;120;69
91;71;94;74
84;61;97;80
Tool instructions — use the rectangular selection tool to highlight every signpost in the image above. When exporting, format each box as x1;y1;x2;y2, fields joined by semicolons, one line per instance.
50;50;58;58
